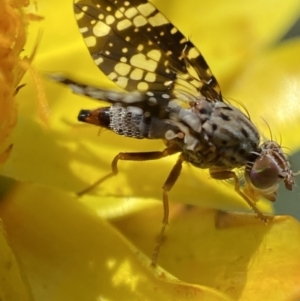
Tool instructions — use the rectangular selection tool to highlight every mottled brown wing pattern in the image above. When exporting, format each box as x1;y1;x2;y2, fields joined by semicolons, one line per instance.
74;0;222;101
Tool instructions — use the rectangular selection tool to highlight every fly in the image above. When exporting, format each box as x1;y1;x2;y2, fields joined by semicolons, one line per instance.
51;0;297;266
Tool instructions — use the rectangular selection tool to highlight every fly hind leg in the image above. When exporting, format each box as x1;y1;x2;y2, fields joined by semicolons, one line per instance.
78;146;182;267
77;146;180;196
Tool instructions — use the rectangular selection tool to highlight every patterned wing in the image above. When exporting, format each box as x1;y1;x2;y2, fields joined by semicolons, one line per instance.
74;0;222;102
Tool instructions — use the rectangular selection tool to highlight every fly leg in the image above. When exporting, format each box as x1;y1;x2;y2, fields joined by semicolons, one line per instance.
77;145;180;196
151;153;184;267
209;169;269;224
78;145;182;266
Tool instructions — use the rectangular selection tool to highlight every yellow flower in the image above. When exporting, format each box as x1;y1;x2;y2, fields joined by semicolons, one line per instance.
0;0;27;163
1;0;300;300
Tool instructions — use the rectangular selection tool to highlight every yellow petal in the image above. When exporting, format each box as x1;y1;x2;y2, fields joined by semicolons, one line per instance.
228;38;300;151
114;203;300;301
0;219;33;300
0;182;235;301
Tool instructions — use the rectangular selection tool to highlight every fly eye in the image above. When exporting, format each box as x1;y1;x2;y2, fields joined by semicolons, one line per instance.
248;156;280;190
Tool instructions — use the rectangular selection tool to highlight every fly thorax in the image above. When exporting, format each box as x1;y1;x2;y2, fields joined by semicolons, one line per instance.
199;102;260;168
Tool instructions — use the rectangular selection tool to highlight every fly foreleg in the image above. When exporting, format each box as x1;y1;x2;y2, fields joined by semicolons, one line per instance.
209;169;269;224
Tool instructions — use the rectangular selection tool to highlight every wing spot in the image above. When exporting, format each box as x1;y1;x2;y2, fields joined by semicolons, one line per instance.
138;3;156;17
133;15;147;27
106;15;115;25
188;47;200;59
117;19;132;31
115;63;132;76
79;26;88;34
122;47;128;53
84;36;97;47
98;13;104;20
160;31;165;36
115;76;129;89
120;57;127;63
164;80;173;87
108;72;118;80
147;49;161;61
137;44;144;51
125;36;131;42
93;21;110;37
170;27;177;34
130;68;144;80
75;11;85;21
130;54;158;72
125;7;138;18
144;72;156;83
124;1;130;6
137;82;149;91
105;50;110;55
106;6;112;12
146;91;154;96
94;57;104;65
115;10;123;18
148;12;168;26
162;94;170;99
190;79;201;89
179;38;186;44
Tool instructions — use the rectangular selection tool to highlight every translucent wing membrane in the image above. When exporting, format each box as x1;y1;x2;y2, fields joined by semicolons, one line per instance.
74;0;222;101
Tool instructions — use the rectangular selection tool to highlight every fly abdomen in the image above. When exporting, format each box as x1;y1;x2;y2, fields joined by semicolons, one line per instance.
109;105;148;138
78;105;179;139
78;107;110;128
